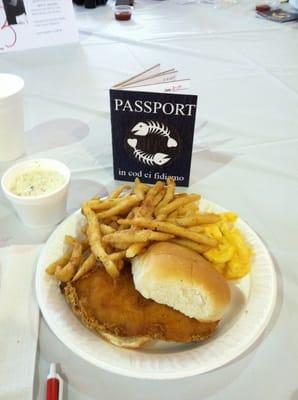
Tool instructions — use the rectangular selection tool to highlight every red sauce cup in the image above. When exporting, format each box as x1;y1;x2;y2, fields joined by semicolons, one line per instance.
114;5;133;20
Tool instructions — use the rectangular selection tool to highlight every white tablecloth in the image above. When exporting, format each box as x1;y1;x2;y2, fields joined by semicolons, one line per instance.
0;1;297;398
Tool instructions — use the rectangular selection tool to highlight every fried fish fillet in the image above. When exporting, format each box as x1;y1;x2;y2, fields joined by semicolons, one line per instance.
61;264;218;346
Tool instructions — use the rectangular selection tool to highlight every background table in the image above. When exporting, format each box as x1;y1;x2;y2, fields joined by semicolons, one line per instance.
0;0;298;398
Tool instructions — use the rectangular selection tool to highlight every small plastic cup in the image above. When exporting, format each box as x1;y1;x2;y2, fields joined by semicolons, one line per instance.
114;5;133;20
1;158;70;228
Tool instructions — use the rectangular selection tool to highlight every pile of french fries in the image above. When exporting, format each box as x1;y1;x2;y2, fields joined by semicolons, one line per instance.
46;177;252;282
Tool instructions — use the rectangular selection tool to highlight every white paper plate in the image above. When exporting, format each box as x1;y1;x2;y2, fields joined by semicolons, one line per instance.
35;199;277;380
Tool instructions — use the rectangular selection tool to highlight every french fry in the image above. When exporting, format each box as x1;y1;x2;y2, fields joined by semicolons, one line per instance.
87;198;119;211
55;241;83;282
189;225;205;233
109;221;119;231
102;229;174;245
145;181;164;202
137;188;165;221
165;223;208;236
102;216;119;224
141;183;150;193
117;218;218;247
109;251;126;261
156;194;200;217
174;193;188;199
64;234;78;246
85;198;103;209
166;210;178;220
72;253;96;282
158;203;199;221
173;214;221;227
118;208;136;230
154;176;175;215
109;184;131;199
64;235;89;251
126;242;149;258
46;236;88;276
137;181;165;218
152;190;165;207
96;195;141;220
134;178;149;200
82;205;119;279
170;238;210;254
45;252;71;275
100;224;115;235
109;242;131;251
177;202;198;217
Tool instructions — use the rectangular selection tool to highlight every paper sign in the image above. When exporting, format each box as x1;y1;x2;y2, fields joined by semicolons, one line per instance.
110;88;197;187
110;66;198;187
0;0;78;52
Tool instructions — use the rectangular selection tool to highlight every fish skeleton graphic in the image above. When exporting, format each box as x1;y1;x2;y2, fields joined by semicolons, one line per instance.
131;121;178;148
127;138;171;166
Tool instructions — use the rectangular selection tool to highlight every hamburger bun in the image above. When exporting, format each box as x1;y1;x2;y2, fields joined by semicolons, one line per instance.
132;242;231;322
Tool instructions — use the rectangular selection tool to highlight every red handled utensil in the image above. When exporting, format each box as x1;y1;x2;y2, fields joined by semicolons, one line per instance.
46;363;63;400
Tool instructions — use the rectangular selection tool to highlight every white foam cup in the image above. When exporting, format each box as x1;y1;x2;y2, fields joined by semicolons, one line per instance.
1;158;71;228
0;74;25;162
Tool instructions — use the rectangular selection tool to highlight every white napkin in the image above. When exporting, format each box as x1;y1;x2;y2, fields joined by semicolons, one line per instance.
0;245;41;400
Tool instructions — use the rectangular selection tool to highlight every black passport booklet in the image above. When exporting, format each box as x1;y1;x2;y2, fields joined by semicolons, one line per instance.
110;65;198;187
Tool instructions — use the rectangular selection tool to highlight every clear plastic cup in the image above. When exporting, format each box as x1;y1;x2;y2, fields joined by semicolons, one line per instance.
114;5;133;20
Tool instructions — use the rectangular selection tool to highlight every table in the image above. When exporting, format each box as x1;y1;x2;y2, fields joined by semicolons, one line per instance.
1;1;298;398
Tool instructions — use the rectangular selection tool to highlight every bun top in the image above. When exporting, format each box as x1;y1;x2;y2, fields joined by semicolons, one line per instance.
132;242;231;322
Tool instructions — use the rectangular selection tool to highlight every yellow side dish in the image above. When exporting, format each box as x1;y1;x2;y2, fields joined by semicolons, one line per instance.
203;212;253;280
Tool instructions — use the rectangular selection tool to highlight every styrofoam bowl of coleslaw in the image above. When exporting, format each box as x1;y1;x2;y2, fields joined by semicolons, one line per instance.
1;158;70;228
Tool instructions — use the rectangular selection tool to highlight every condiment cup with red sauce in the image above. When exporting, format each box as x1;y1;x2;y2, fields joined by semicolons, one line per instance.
114;5;133;20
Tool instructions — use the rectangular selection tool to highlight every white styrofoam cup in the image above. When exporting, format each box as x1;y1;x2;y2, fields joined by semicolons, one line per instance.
289;0;298;9
0;74;25;162
1;158;71;228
